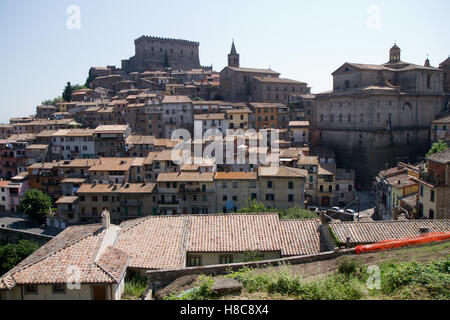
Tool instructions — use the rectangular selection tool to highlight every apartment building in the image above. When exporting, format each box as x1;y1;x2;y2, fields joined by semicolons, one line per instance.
416;149;450;219
157;172;215;215
214;172;258;213
258;166;307;210
51;129;95;160
77;182;158;224
94;125;131;157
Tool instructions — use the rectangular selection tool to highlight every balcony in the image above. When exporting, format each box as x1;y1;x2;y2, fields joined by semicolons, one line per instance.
178;186;201;193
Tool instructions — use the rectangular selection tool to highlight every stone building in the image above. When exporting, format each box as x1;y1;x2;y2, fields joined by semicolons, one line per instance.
219;41;309;104
121;36;201;73
313;44;446;187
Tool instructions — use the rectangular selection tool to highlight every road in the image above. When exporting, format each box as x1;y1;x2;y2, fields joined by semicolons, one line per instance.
0;212;60;237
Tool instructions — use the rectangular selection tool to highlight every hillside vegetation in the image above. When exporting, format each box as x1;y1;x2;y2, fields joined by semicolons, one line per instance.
165;241;450;300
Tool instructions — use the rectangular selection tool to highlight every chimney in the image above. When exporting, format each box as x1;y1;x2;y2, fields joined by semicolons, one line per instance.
102;209;111;229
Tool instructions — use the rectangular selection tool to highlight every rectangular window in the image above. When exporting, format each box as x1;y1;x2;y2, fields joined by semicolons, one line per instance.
288;181;294;189
267;181;273;188
24;285;38;295
219;255;233;264
52;284;66;294
188;256;202;267
288;194;294;202
430;190;435;202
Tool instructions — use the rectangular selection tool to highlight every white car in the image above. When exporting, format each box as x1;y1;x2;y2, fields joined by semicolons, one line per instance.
331;206;344;213
346;209;357;215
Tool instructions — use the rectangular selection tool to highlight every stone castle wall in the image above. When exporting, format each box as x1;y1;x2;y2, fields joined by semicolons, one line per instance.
122;36;201;72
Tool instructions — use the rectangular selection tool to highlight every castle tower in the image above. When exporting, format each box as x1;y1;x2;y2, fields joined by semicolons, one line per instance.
388;43;401;63
228;40;240;68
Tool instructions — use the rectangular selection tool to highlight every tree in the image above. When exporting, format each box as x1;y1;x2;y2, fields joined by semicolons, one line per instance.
236;199;276;213
41;96;63;106
71;84;87;92
426;140;448;157
19;189;53;224
85;69;97;88
62;81;73;102
163;50;170;68
0;240;40;275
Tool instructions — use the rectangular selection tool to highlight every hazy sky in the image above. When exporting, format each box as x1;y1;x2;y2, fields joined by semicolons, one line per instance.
0;0;448;123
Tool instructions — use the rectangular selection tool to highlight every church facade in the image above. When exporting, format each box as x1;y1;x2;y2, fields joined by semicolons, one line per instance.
313;44;446;187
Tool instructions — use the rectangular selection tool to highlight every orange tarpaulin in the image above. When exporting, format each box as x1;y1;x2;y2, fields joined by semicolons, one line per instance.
355;231;450;254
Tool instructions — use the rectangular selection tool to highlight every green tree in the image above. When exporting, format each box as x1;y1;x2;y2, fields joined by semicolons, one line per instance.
85;69;97;88
236;199;277;213
426;140;448;157
19;189;53;224
62;81;73;102
71;84;87;92
41;96;63;106
0;240;40;275
163;50;170;68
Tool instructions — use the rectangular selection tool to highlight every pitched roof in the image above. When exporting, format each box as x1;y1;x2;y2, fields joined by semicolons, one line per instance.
157;172;215;182
258;166;307;178
0;224;129;288
226;67;280;75
162;95;192;104
77;183;156;194
186;213;281;253
426;148;450;164
214;172;257;180
278;219;322;256
330;219;450;244
253;77;306;84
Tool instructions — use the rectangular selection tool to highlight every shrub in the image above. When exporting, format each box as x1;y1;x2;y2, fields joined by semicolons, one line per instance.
337;256;361;277
123;273;148;299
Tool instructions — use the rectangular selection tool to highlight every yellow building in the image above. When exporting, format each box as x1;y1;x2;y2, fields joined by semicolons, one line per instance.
226;107;252;130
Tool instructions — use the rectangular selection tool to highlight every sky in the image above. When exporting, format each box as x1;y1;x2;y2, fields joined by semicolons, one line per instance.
0;0;449;123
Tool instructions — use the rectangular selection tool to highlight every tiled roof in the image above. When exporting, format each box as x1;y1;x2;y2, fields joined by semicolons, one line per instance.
330;219;450;244
157;172;215;182
289;121;309;127
0;224;129;288
94;125;129;133
427;149;450;164
77;183;156;194
253;77;306;84
194;113;226;120
214;172;257;180
187;213;281;253
386;174;417;189
126;135;156;145
258;165;307;178
55;196;78;204
1;214;326;285
162;95;192;104
226;67;280;75
278;219;322;256
115;215;187;270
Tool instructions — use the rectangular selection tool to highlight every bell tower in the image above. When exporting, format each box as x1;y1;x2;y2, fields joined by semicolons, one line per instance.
228;40;240;68
389;43;401;63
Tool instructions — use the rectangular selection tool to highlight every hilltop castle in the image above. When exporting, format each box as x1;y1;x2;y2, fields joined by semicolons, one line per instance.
121;35;202;72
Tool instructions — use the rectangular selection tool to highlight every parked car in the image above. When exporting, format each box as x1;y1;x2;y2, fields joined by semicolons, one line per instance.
346;209;357;215
331;206;344;213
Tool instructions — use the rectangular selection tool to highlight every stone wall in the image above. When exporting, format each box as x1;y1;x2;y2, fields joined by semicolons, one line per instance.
146;248;355;290
0;227;53;246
